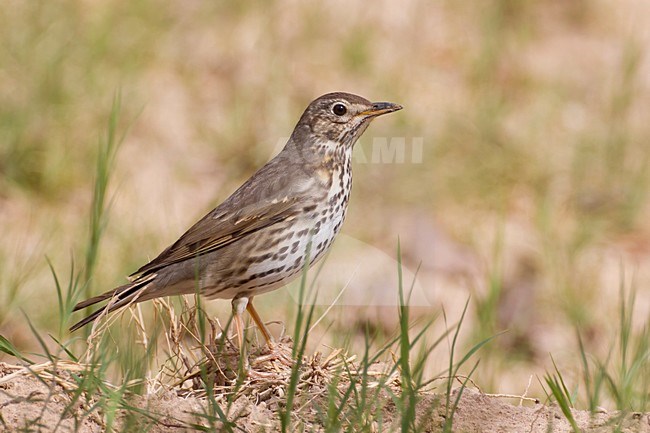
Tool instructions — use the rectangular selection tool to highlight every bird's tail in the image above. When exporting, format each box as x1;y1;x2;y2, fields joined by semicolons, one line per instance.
69;274;156;332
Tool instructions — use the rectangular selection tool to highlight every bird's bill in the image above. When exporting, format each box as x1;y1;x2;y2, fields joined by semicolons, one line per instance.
358;101;403;117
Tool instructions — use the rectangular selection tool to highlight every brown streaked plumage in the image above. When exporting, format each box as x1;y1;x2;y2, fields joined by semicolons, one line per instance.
70;92;403;347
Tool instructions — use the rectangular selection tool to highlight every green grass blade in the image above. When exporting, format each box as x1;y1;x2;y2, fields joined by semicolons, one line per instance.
0;334;33;364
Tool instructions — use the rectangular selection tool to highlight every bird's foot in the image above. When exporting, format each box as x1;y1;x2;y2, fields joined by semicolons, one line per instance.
249;339;295;369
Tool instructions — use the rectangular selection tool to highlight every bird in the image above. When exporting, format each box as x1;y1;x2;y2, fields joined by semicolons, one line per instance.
70;92;403;349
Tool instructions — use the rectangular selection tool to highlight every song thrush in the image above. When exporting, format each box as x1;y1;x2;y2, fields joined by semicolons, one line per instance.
71;92;403;348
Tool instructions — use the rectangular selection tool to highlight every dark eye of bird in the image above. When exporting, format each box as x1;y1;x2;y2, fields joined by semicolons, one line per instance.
332;103;347;116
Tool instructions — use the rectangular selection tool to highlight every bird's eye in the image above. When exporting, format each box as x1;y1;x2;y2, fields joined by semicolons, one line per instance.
332;103;347;116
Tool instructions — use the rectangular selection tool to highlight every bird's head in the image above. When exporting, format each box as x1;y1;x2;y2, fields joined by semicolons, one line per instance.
291;92;402;156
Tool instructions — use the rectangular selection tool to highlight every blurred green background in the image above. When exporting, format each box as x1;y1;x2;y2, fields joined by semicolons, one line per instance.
1;0;650;403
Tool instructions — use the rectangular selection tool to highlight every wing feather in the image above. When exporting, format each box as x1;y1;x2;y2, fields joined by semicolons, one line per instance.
131;197;302;277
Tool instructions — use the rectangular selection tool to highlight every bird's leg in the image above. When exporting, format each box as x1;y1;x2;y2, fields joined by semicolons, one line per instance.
246;298;274;348
231;297;249;367
246;298;294;368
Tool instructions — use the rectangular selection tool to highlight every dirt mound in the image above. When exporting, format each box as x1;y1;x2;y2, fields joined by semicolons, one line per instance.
2;361;649;432
437;389;650;433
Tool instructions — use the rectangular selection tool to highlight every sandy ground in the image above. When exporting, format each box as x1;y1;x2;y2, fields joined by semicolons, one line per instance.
1;362;648;433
